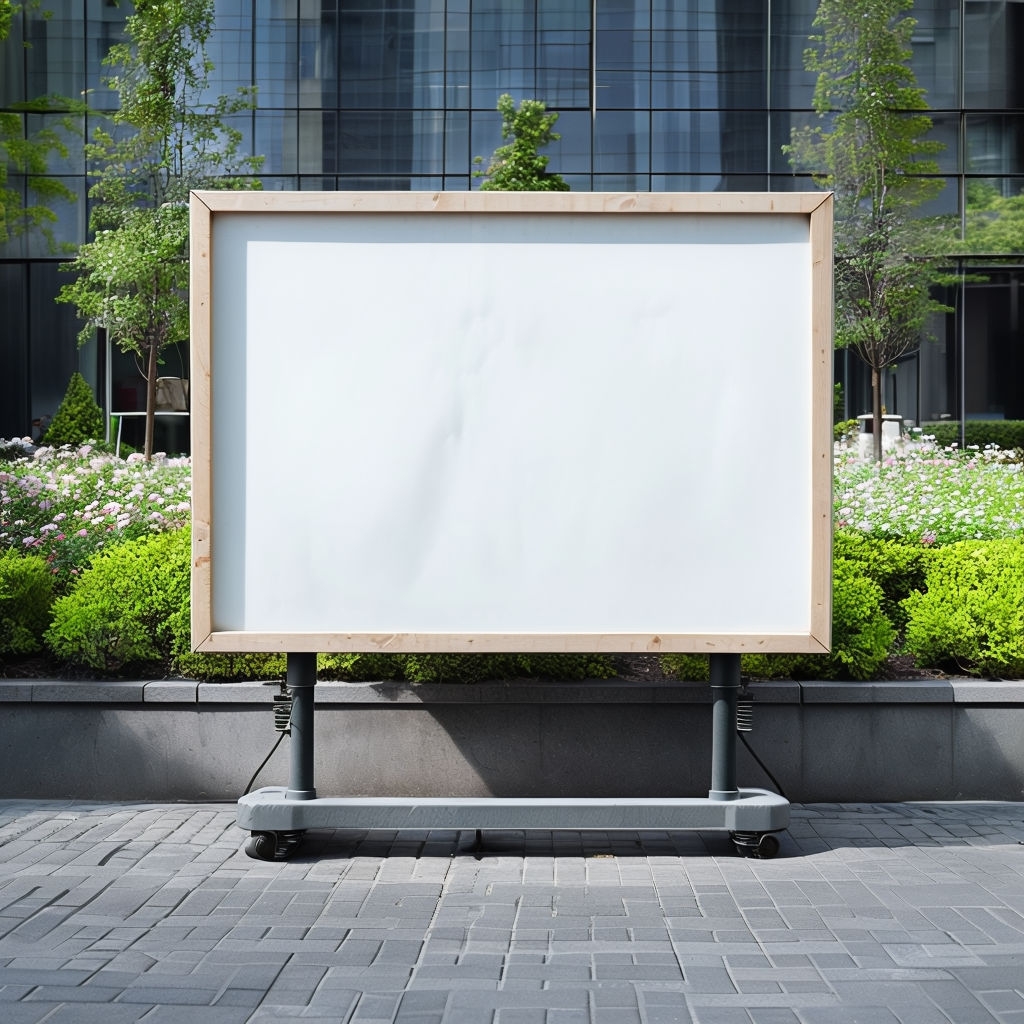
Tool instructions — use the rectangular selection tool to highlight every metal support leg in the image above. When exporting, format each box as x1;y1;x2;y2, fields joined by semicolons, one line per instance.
285;653;317;801
708;653;740;802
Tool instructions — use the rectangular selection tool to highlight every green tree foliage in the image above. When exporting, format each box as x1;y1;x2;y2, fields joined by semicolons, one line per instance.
57;0;261;460
475;94;568;192
0;1;82;250
41;371;105;446
787;0;950;460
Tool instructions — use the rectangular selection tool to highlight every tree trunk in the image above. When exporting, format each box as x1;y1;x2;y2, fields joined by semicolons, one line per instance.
871;364;883;462
144;339;158;461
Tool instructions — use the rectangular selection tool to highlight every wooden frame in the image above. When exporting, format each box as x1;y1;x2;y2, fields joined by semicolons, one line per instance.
190;191;833;655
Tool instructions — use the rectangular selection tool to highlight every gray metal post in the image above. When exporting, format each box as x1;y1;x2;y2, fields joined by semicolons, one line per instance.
285;652;317;801
708;653;740;801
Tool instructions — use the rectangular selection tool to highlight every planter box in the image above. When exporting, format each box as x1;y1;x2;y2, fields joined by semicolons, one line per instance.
1;679;1023;802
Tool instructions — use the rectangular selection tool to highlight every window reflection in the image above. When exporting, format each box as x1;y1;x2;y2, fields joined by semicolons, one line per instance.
4;0;1024;442
967;115;1024;176
595;110;650;174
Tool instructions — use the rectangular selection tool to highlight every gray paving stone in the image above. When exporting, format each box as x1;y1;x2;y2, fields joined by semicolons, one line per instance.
354;992;404;1019
0;1005;64;1023
638;1000;693;1023
136;1007;254;1023
42;1005;150;1023
6;801;1024;1022
117;985;221;1004
745;1011;799;1024
545;1011;592;1024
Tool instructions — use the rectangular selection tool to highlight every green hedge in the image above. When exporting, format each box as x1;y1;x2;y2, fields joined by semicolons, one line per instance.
662;556;895;682
902;540;1024;678
45;528;191;672
832;530;926;633
0;552;54;655
44;529;614;681
920;420;1024;451
33;526;1024;682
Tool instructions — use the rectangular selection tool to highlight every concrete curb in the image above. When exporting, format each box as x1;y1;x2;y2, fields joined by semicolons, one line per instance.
2;678;1024;802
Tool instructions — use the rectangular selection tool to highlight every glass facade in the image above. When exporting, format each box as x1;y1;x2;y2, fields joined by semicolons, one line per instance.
2;0;1022;438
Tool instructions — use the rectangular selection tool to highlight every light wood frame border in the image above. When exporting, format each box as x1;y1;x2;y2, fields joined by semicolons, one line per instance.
190;191;833;655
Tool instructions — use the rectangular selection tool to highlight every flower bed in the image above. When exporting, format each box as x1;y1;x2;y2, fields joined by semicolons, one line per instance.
0;441;190;589
2;438;1022;681
834;441;1024;543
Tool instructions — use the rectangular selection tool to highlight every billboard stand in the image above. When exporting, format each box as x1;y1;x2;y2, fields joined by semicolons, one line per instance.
284;652;317;802
191;190;831;864
709;653;741;802
239;652;788;862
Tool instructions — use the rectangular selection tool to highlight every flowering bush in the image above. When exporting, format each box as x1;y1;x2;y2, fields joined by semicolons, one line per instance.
0;443;190;590
834;438;1024;544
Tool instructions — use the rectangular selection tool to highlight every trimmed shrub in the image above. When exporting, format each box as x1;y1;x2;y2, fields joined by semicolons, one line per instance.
318;652;614;684
172;646;614;685
759;558;895;680
42;372;104;447
0;551;54;655
659;653;711;682
318;652;407;682
662;557;895;682
50;526;614;682
45;528;191;672
902;540;1024;678
834;418;858;443
394;652;614;684
832;530;926;632
921;420;1024;452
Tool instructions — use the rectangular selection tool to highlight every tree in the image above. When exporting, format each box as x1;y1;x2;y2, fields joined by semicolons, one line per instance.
0;1;82;250
42;371;104;446
474;94;569;192
57;0;261;460
787;0;949;460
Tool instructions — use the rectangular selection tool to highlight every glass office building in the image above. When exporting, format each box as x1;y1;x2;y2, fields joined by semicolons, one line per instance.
2;0;1022;441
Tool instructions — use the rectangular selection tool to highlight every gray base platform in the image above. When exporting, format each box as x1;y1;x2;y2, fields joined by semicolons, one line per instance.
238;786;790;834
237;654;790;860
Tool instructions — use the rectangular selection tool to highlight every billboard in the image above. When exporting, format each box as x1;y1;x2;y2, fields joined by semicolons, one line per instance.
190;191;832;654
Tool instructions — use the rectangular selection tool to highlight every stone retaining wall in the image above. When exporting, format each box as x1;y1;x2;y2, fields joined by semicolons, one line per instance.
2;679;1022;802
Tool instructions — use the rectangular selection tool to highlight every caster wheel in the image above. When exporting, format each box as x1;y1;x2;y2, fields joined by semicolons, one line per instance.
730;830;756;857
244;831;279;861
730;831;781;859
244;830;305;861
275;830;305;859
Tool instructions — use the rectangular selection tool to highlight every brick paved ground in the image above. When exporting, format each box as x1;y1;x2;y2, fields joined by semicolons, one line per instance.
1;801;1023;1023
